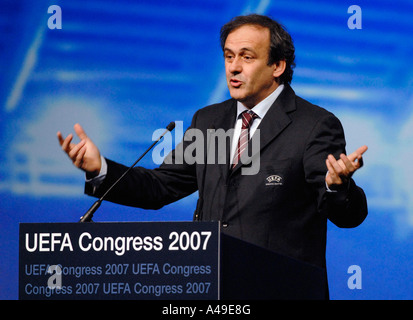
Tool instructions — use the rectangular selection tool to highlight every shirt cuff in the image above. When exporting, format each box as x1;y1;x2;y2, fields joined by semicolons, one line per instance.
325;171;337;192
85;155;107;190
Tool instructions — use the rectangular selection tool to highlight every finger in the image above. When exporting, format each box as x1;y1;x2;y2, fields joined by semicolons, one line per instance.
60;133;73;153
347;145;368;162
68;139;86;160
340;153;356;172
328;154;347;175
74;123;88;141
350;154;364;170
73;144;87;168
57;131;65;146
326;158;341;185
357;155;364;168
325;159;334;183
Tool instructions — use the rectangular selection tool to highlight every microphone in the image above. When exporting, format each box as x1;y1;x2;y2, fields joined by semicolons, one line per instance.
79;122;176;223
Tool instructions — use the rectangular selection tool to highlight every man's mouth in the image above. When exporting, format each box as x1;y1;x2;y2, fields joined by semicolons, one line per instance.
230;78;243;88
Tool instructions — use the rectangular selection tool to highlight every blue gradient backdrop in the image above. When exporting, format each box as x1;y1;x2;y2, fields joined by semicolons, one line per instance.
1;0;412;299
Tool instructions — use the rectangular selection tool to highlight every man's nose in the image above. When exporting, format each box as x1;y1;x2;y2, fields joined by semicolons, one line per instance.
228;56;242;74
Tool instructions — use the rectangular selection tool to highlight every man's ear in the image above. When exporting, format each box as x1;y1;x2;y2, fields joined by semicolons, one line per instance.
273;60;286;79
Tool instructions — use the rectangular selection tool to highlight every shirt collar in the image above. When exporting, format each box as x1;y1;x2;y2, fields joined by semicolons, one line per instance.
236;84;284;119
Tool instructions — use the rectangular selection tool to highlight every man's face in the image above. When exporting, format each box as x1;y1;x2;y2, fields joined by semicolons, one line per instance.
224;25;280;109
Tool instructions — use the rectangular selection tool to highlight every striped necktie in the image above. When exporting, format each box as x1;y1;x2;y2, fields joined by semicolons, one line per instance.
232;110;258;168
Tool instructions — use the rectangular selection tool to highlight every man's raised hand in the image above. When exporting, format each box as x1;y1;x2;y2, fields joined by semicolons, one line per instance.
57;123;102;176
325;145;367;187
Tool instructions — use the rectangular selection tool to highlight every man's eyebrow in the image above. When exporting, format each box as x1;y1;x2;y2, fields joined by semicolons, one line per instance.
224;47;257;54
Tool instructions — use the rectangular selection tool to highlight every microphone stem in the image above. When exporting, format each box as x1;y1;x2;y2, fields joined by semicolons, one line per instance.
79;124;174;223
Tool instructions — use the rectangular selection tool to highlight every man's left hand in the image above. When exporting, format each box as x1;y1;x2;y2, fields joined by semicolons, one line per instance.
325;145;368;187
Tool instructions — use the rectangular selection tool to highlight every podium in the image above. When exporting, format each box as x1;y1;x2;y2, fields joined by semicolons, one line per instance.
19;222;326;300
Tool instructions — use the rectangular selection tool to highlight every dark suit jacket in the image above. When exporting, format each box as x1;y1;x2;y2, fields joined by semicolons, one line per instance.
86;84;367;269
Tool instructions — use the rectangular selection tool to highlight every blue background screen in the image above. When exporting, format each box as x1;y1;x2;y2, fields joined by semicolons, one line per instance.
1;0;412;299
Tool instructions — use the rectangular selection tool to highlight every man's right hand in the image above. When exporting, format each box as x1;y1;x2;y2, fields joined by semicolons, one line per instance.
57;123;102;176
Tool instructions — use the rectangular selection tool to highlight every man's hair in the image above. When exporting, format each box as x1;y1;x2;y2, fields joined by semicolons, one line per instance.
220;14;296;84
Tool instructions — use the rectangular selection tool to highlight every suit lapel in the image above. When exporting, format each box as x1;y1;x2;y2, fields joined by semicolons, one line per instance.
256;84;296;152
208;99;237;179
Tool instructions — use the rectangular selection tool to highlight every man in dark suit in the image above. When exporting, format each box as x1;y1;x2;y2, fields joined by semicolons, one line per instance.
58;15;367;271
